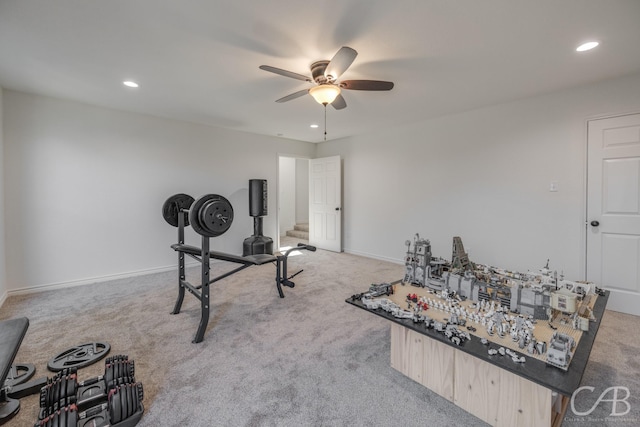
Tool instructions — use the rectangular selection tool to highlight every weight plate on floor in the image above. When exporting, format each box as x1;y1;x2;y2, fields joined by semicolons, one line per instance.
47;342;111;372
162;193;195;227
190;194;234;237
3;363;35;387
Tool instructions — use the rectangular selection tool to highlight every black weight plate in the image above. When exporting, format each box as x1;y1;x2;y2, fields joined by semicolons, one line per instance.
162;193;195;227
190;194;234;237
3;363;35;387
109;387;122;425
48;342;111;372
0;397;19;422
199;199;234;236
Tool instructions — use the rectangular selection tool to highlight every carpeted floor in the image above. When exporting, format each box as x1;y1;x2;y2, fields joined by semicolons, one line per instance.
1;237;639;426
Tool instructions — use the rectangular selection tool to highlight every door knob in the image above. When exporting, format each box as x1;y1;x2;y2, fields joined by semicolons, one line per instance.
590;220;600;227
335;207;341;211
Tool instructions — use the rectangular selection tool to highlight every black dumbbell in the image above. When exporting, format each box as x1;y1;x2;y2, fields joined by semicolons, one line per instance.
108;382;144;425
39;355;135;419
35;382;144;427
34;404;78;427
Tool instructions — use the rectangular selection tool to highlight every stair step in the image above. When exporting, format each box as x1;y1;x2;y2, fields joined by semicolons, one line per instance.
294;223;309;232
286;229;309;239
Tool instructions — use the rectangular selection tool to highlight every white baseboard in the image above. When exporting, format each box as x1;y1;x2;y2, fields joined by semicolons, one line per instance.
343;248;404;265
2;249;399;302
5;262;197;298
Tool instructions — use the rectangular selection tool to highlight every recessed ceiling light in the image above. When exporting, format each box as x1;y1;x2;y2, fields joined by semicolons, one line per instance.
310;124;319;128
576;41;599;52
123;81;139;88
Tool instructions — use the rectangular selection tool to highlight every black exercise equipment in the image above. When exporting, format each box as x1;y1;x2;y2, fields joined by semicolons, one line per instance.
189;194;234;238
1;321;143;426
163;193;233;238
34;381;144;427
4;364;35;388
161;193;194;227
163;192;316;343
39;355;135;419
249;179;268;217
2;362;44;401
1;318;48;426
0;318;29;425
243;179;274;256
48;342;111;372
108;382;144;426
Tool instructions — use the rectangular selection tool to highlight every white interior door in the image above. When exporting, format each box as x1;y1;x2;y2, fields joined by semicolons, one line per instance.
587;113;640;315
309;156;342;252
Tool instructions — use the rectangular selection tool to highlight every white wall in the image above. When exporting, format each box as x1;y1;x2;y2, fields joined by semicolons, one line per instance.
278;156;296;236
2;90;316;292
5;73;640;293
295;158;309;224
317;72;640;280
0;87;6;305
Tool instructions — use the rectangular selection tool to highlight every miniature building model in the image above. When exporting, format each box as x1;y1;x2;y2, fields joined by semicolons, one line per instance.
451;236;472;271
551;287;578;313
403;234;432;287
402;235;596;324
546;332;575;369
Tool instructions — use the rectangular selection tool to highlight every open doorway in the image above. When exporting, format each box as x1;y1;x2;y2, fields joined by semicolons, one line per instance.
277;155;309;251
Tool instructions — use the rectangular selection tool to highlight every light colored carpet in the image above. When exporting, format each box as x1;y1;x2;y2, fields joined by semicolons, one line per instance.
2;237;639;426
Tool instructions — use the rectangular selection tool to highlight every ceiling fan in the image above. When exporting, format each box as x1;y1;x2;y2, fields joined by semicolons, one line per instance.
259;46;394;110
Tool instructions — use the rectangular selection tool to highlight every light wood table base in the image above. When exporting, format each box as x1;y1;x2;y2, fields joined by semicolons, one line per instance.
390;323;569;427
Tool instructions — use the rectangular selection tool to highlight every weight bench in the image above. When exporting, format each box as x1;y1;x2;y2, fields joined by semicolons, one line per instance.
171;244;276;266
1;317;47;425
170;210;315;343
0;317;29;424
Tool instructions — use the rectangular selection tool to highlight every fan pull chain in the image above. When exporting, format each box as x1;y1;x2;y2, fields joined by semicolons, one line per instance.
324;104;327;141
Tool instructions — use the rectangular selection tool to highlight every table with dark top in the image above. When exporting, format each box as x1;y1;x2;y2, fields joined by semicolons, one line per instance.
347;288;609;426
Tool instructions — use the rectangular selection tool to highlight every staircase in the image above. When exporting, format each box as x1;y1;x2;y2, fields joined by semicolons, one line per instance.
286;222;309;240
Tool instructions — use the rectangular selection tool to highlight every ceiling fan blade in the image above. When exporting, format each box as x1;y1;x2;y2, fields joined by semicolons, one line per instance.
259;65;312;82
331;94;347;110
275;89;309;103
324;46;357;81
340;80;394;91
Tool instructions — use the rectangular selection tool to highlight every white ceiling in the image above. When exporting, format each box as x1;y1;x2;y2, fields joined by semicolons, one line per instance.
1;1;639;143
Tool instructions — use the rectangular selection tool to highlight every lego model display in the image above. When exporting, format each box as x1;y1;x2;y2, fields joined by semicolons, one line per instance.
352;234;603;371
347;239;610;426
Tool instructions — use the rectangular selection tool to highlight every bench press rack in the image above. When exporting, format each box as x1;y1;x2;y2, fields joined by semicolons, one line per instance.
170;210;315;343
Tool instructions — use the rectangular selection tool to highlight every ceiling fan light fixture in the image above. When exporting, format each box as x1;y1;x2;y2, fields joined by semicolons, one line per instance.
309;84;341;105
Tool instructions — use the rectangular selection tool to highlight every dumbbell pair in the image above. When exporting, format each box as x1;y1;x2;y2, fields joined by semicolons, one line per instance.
35;383;144;427
36;355;143;427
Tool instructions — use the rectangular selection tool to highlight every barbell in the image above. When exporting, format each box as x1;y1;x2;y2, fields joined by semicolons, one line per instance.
162;193;234;238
